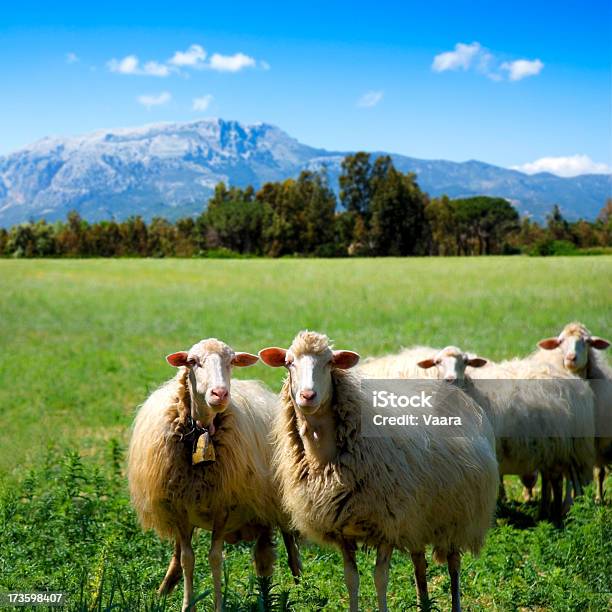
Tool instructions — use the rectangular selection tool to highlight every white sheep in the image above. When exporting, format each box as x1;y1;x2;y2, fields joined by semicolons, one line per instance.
534;322;611;502
260;331;498;612
359;345;442;379
361;345;538;500
417;346;596;520
127;338;301;612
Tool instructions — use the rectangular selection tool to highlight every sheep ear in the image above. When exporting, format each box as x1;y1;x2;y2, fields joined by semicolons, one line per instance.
538;338;560;350
259;348;288;367
232;352;259;367
589;337;610;350
467;357;487;368
417;359;436;369
332;350;360;369
167;351;189;367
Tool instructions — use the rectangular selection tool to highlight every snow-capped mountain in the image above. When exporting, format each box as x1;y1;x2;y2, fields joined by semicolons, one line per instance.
0;118;608;225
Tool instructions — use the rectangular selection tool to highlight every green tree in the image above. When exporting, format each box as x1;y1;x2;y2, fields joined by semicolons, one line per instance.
339;152;372;217
205;195;268;254
88;221;122;256
546;205;573;242
148;217;176;257
120;216;149;256
595;199;612;246
175;217;197;256
298;170;337;255
0;228;8;256
450;197;519;255
369;157;427;256
56;211;90;256
426;195;456;255
333;211;354;256
7;223;36;257
258;179;306;256
512;217;547;253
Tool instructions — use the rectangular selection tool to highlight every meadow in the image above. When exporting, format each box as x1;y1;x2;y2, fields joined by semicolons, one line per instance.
0;257;611;611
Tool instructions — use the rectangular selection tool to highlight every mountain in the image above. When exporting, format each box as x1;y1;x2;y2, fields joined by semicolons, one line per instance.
0;119;609;226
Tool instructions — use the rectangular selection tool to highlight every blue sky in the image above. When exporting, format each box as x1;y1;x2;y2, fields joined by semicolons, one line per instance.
1;1;610;175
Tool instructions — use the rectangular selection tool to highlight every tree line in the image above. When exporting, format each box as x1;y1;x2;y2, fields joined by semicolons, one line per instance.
1;153;610;258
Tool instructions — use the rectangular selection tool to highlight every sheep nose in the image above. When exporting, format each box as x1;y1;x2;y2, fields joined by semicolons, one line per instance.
566;353;576;362
300;389;317;401
211;387;228;401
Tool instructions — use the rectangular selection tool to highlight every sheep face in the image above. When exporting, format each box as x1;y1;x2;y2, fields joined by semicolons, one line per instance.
417;346;487;384
166;338;258;425
259;331;360;415
538;323;610;373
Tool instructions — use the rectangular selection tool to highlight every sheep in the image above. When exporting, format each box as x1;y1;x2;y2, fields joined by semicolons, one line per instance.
359;345;442;379
127;338;301;612
534;322;611;502
361;345;537;500
260;331;498;612
417;346;596;520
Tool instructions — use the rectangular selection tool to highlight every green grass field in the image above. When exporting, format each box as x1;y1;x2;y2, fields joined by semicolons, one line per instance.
1;257;611;611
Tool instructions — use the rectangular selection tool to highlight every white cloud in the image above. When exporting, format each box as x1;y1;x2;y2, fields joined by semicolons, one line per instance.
143;61;171;77
512;155;611;177
108;45;261;77
108;55;140;74
432;42;482;72
137;91;171;109
501;58;544;81
168;44;206;67
209;52;256;72
192;94;213;111
357;90;384;108
432;42;544;82
66;52;79;64
108;55;170;76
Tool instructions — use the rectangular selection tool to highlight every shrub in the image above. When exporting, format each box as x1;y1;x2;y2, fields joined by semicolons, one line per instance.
530;239;577;256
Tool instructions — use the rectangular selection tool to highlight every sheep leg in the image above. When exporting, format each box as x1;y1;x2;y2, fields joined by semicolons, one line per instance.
571;462;583;498
521;471;538;502
447;551;461;612
539;473;551;519
340;539;360;612
281;530;302;581
410;551;429;609
550;474;563;523
253;527;275;611
562;476;573;516
253;527;276;577
497;478;507;502
179;528;195;612
595;465;605;503
158;539;182;595
562;467;579;516
209;514;228;612
374;542;392;612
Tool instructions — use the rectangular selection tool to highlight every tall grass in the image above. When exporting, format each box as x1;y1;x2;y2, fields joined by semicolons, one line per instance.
1;446;609;610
